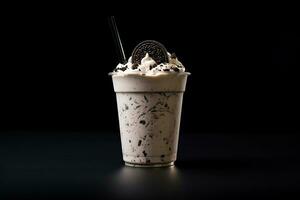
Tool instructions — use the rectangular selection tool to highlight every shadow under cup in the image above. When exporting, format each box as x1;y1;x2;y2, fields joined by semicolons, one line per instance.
110;72;190;167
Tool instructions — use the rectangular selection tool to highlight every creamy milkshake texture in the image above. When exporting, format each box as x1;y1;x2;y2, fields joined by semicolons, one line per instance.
113;52;185;74
110;40;190;167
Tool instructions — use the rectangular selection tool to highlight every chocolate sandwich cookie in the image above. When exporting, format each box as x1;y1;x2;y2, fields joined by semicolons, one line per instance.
132;40;169;65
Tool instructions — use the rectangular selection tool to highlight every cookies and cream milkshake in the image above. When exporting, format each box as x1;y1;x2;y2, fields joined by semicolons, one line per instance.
110;40;190;167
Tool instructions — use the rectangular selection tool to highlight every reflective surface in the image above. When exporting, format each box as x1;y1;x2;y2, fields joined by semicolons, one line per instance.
0;132;299;199
105;165;181;199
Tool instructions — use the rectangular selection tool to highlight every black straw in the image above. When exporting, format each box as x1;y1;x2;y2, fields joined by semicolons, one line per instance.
108;16;126;64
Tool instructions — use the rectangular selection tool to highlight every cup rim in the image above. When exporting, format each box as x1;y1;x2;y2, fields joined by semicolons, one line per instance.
108;72;191;76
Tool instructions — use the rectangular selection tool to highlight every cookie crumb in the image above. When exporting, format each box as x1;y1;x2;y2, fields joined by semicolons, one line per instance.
142;150;147;156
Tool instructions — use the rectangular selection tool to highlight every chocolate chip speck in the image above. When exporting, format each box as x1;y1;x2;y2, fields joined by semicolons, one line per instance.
173;67;179;72
129;140;131;143
144;95;148;102
163;69;170;72
142;151;147;157
145;122;150;127
118;66;128;71
129;97;132;101
160;155;165;158
132;63;138;69
135;105;141;109
149;64;157;70
125;104;129;110
146;159;151;163
140;120;146;125
138;140;142;146
169;147;172;151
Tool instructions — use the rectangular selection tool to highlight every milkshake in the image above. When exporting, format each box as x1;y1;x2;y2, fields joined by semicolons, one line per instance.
110;40;190;167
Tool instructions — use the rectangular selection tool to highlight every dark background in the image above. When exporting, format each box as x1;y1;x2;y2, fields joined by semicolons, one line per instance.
1;15;300;199
1;16;299;133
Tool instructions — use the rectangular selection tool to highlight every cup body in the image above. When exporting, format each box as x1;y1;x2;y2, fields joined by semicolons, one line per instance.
111;73;189;167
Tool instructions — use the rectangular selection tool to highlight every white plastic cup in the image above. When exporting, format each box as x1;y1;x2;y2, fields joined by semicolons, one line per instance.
111;73;189;167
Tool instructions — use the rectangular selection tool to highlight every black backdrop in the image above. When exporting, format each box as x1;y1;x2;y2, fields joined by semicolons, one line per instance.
1;15;299;134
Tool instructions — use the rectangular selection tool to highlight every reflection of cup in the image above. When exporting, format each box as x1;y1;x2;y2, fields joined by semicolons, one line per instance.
106;166;181;199
111;73;190;167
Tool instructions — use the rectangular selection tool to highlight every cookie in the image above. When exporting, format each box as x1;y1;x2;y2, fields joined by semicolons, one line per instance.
132;40;169;65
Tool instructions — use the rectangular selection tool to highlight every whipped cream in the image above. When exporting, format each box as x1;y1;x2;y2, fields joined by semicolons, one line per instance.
113;53;185;75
